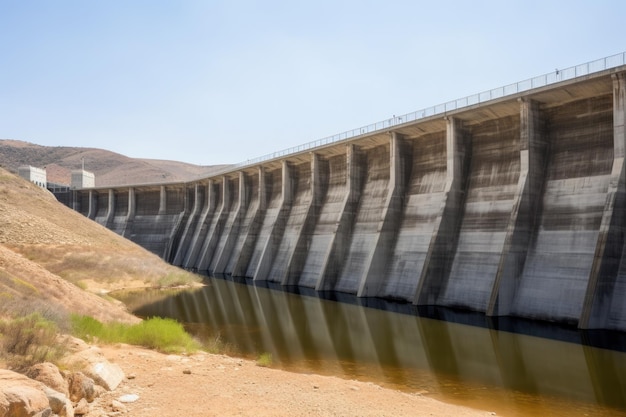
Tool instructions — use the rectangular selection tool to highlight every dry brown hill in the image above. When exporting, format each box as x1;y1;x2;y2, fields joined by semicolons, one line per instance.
0;167;200;323
0;139;231;187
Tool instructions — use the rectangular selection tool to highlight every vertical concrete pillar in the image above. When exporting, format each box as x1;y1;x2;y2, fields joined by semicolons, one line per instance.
122;187;136;238
258;166;267;211
87;190;96;220
316;144;361;291
172;183;201;266
183;179;215;268
282;160;293;205
163;186;178;261
206;179;215;212
255;161;292;281
311;152;322;208
488;98;547;316
158;185;167;215
105;189;115;227
214;172;247;274
359;132;406;297
232;167;267;276
239;172;246;207
198;176;229;271
415;117;469;305
128;188;136;218
283;153;322;285
580;72;626;329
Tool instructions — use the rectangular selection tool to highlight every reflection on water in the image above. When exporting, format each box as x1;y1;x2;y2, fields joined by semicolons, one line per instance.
114;277;626;417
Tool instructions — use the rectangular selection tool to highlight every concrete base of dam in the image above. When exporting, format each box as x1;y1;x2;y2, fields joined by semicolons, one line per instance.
67;65;626;332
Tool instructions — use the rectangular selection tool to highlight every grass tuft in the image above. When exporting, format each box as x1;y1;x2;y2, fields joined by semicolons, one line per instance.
256;352;273;367
156;271;199;288
70;315;199;354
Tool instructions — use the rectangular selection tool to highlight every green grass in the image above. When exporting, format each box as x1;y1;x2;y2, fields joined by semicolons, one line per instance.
256;352;273;367
1;313;199;371
70;315;199;354
156;271;200;287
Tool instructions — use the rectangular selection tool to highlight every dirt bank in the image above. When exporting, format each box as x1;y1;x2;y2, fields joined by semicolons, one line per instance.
92;343;497;417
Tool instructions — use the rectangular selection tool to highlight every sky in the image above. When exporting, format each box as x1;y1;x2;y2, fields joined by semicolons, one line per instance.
1;1;625;166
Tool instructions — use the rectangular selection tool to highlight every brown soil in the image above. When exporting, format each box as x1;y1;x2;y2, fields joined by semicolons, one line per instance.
0;167;497;416
91;344;495;417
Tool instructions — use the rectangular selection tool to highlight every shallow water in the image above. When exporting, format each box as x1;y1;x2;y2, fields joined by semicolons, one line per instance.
113;277;626;417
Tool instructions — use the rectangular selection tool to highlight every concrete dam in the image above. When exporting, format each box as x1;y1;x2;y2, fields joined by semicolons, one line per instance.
67;54;626;332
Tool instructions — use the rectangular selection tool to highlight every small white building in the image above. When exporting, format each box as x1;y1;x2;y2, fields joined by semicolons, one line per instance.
18;165;47;188
71;169;95;189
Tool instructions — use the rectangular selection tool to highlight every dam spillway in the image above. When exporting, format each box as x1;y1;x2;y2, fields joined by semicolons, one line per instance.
68;54;626;332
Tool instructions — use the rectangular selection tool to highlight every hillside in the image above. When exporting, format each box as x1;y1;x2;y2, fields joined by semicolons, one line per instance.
0;139;231;187
0;167;201;323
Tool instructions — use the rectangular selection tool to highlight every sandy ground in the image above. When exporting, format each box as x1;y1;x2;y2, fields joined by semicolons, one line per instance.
92;343;498;417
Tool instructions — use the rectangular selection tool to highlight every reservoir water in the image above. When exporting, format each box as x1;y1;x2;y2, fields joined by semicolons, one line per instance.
114;276;626;417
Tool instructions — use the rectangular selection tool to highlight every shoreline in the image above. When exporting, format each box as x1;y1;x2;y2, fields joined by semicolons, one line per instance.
96;282;499;416
94;342;498;417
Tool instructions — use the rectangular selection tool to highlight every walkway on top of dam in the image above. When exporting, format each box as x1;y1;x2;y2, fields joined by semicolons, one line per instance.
233;52;626;170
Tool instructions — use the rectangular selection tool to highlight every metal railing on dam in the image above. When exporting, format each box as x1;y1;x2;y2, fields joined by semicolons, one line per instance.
219;51;626;175
66;53;626;333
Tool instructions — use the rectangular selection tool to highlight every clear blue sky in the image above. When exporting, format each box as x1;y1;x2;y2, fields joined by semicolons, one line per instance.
1;1;624;166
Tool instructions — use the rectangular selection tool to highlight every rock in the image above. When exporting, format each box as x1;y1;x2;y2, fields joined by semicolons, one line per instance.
110;399;127;412
60;335;90;353
117;393;139;403
93;384;107;399
62;347;124;391
73;398;90;416
183;369;191;374
0;369;50;417
67;372;96;403
27;362;69;396
43;387;74;417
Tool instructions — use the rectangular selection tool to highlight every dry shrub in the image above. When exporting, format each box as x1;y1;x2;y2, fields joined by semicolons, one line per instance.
0;313;67;370
14;245;201;288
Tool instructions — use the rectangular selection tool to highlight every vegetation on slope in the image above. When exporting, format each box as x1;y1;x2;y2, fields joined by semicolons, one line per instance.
0;167;204;368
71;315;199;354
0;166;201;322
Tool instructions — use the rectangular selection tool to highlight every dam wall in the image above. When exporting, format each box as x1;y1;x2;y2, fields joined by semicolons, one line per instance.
68;62;626;331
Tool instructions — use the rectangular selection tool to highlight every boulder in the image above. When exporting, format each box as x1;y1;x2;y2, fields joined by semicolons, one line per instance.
26;362;69;396
0;369;50;417
62;347;124;391
73;398;89;416
43;387;73;417
67;372;96;403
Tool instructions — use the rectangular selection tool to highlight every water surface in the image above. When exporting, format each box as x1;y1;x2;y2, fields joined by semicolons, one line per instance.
114;277;626;417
